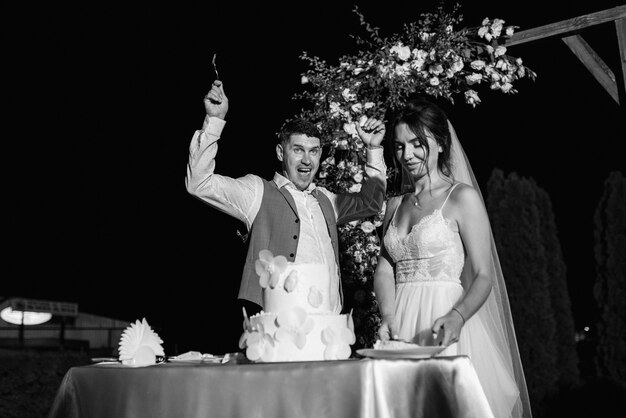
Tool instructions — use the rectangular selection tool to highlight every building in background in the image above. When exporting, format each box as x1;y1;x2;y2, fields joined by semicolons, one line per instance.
0;296;128;354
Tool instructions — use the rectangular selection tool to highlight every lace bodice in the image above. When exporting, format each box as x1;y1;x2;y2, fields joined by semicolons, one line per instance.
384;187;465;284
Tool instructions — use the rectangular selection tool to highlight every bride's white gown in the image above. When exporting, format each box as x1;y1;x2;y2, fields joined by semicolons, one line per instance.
384;184;520;418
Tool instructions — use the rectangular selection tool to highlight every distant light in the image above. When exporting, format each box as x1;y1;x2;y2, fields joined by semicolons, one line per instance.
0;307;52;325
584;326;590;332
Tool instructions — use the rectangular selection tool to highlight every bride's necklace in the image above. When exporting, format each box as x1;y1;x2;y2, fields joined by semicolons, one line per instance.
410;193;422;207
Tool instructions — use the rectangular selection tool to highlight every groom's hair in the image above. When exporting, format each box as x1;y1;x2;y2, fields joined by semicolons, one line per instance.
278;119;321;145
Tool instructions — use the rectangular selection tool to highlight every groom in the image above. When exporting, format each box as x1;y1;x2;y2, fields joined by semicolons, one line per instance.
186;80;387;316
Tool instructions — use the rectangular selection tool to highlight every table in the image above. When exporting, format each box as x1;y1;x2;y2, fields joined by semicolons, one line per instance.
48;355;494;418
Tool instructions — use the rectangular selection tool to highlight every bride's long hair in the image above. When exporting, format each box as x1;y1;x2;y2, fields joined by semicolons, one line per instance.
384;98;454;195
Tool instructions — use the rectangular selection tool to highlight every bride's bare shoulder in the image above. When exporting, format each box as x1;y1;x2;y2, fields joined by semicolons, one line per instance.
447;182;483;208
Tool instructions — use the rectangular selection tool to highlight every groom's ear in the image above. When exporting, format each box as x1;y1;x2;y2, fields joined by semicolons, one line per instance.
276;143;284;162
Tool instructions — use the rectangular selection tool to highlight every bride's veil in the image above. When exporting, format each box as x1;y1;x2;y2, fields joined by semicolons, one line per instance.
447;121;532;418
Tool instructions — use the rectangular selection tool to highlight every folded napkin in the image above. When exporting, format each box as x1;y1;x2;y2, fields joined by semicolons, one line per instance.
118;318;164;366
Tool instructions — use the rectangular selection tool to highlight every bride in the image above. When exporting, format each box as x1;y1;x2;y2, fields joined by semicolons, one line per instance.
373;97;532;418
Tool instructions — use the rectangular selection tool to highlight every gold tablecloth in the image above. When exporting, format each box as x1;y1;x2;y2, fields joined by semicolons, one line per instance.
49;355;494;418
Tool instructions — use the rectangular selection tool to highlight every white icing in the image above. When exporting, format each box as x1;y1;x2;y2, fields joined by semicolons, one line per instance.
248;312;352;362
262;263;332;313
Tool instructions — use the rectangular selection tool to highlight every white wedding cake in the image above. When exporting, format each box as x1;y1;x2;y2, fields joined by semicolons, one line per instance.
238;250;355;362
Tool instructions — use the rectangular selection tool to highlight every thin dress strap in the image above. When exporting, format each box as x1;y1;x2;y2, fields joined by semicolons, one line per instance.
440;183;461;210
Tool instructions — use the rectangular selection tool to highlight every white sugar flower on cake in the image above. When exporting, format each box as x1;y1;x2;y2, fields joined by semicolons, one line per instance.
274;306;314;349
118;318;164;366
321;311;356;360
255;249;288;289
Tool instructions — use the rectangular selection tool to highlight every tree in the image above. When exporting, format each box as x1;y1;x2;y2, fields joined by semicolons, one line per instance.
486;169;558;414
593;171;626;384
535;186;580;388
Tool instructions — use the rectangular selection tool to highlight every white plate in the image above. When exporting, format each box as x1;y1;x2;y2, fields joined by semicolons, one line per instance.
356;345;445;359
168;356;223;363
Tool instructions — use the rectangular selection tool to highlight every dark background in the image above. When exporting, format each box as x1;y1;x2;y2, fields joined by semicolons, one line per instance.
5;0;625;354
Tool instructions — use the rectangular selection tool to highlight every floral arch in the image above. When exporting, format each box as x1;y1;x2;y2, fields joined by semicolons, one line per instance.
286;3;625;349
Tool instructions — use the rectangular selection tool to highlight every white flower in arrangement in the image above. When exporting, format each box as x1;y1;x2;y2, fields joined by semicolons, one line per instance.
395;62;411;77
451;56;464;73
342;88;356;101
360;221;375;234
471;60;486;70
343;122;358;137
118;318;164;366
429;77;440;86
301;75;309;84
351;103;363;113
500;82;514;93
413;48;428;60
390;43;412;61
429;63;444;75
364;102;375;109
464;90;481;107
494;46;507;57
478;25;491;41
329;101;342;117
466;73;483;85
491;18;505;37
506;26;515;37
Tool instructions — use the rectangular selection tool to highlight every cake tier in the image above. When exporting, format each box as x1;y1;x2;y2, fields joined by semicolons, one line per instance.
263;263;334;314
242;311;354;362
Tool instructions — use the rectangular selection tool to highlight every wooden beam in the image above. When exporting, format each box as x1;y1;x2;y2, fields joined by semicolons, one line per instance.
505;5;626;47
616;18;626;96
562;35;619;104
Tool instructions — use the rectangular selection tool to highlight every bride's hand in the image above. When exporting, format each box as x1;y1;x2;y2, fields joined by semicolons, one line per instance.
431;311;464;346
378;314;398;341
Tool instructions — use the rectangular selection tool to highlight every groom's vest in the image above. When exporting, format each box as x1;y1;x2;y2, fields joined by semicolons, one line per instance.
238;179;341;308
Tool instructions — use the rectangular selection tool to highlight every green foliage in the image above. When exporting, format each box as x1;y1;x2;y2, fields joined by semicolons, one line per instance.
486;169;558;414
593;171;626;384
536;186;580;388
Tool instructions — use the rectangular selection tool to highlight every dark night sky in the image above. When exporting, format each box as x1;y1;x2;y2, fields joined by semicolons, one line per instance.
6;1;625;354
